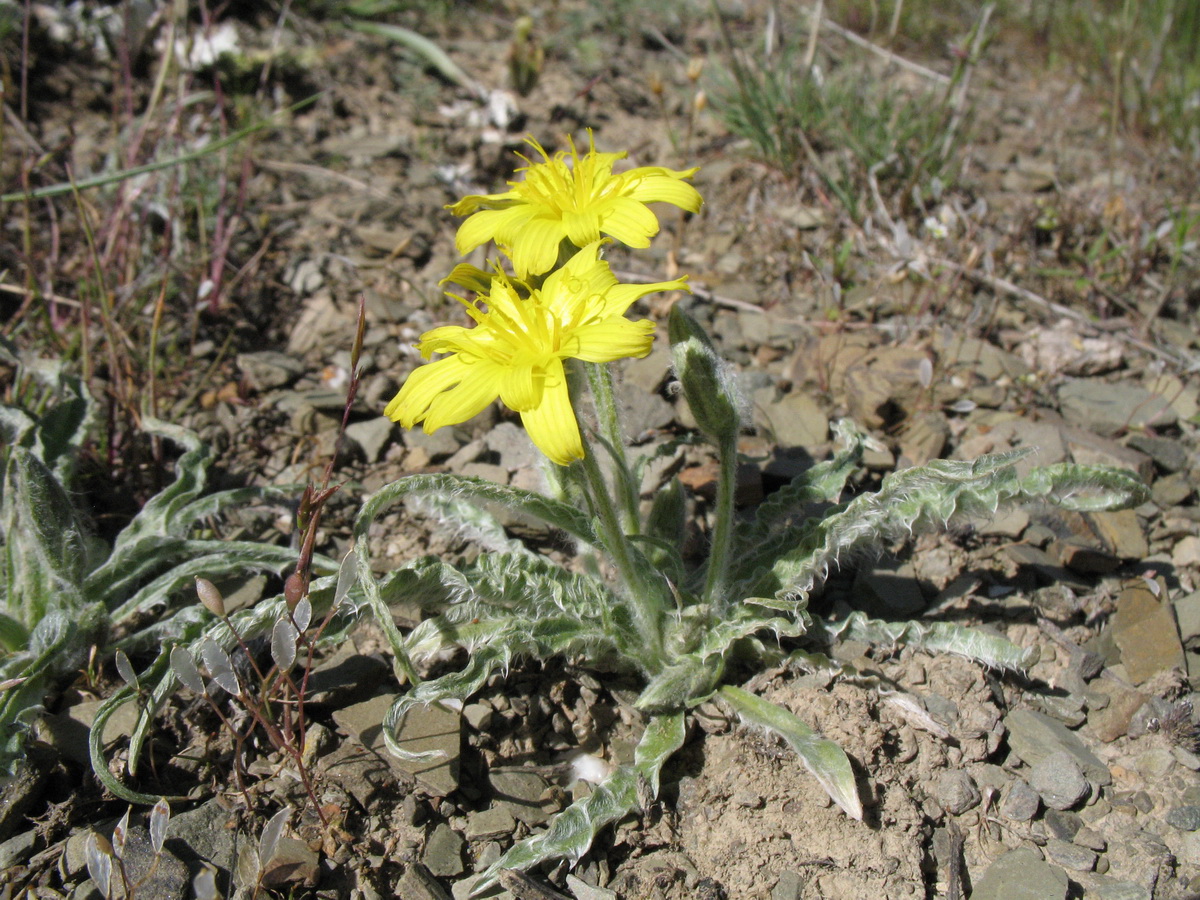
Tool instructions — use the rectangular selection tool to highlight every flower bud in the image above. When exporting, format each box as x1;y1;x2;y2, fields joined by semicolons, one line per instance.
195;577;226;618
686;57;705;82
668;305;743;443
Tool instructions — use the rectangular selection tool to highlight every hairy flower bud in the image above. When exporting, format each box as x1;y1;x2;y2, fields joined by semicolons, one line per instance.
668;305;743;443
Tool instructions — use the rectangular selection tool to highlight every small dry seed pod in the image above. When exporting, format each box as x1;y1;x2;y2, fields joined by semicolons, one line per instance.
195;577;226;617
284;572;306;610
686;57;705;82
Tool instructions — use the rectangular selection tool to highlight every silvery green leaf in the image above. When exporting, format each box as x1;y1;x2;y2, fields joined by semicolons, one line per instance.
258;807;290;865
719;684;862;820
821;611;1035;671
347;21;482;96
271;617;298;671
292;595;312;633
746;418;867;539
103;544;303;623
9;447;87;591
333;548;357;610
235;844;261;889
355;473;598;547
409;492;533;557
750;450;1149;602
85;833;113;898
635;658;725;713
199;638;239;695
472;712;685;895
111;807;130;859
170;647;206;694
114;651;138;690
149;798;170;854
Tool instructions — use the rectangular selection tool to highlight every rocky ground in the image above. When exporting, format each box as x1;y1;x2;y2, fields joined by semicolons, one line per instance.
2;2;1199;899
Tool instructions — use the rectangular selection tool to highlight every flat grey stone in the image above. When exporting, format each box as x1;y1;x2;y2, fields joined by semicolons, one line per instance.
422;823;464;878
1005;708;1111;786
463;806;515;842
1044;837;1096;872
1113;580;1185;684
33;700;139;767
1175;591;1200;646
488;768;553;825
770;870;807;900
753;388;829;449
1043;809;1082;841
934;770;981;815
969;847;1068;900
1029;750;1090;810
566;874;620;899
0;829;36;870
333;694;461;796
165;798;238;872
397;863;453;900
1072;875;1150;900
306;645;391;707
237;351;305;391
111;826;189;900
1057;380;1176;437
345;416;396;464
1001;778;1041;821
484;422;540;472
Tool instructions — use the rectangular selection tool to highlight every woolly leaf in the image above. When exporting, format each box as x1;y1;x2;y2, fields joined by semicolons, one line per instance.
719;684;862;820
472;712;686;895
355;473;599;547
820;611;1035;671
749;453;1148;602
408;492;534;556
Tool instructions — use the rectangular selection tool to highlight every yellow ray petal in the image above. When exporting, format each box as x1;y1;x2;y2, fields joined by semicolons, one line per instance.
570;317;656;362
384;355;472;427
499;361;545;412
599;196;660;248
421;359;503;432
520;360;583;466
597;277;690;317
448;189;521;216
508;215;568;278
625;169;703;212
455;205;534;255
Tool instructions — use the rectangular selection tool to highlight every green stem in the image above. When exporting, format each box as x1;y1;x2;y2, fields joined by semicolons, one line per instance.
703;431;739;611
584;362;640;535
576;445;664;669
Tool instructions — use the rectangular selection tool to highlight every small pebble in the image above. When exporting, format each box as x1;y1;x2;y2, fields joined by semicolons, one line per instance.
1001;779;1041;822
1029;751;1090;810
1167;806;1200;831
935;771;981;815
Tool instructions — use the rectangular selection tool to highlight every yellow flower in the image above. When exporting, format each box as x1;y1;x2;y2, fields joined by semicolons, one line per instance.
449;135;703;279
385;242;688;466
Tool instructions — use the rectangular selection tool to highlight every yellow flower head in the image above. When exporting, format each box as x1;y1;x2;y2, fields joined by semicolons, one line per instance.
385;242;689;466
449;135;703;279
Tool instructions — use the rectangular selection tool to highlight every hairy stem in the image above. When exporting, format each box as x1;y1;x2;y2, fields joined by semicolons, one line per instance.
584;361;640;534
703;430;739;612
576;445;664;670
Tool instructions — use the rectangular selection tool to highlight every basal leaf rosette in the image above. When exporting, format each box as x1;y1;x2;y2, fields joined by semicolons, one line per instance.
384;241;688;465
449;134;703;279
